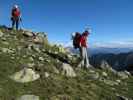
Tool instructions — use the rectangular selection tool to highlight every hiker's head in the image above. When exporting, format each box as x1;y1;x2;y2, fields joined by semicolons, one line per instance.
13;5;19;9
82;30;89;36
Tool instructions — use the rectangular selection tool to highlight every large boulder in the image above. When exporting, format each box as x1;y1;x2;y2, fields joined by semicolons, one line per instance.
22;30;33;37
61;63;76;77
17;95;39;100
33;32;48;44
117;71;130;79
10;68;40;83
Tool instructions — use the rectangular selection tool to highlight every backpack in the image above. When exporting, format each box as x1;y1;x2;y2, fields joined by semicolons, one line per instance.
72;32;82;49
12;8;20;17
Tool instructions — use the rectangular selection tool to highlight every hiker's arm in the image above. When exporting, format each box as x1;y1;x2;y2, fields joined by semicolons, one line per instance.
79;37;83;47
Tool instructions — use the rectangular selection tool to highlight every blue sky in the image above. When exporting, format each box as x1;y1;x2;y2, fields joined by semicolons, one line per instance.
0;0;133;48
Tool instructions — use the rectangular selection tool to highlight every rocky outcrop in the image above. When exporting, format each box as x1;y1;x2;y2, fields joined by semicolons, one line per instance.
33;32;48;44
61;63;76;77
22;30;34;37
10;68;40;83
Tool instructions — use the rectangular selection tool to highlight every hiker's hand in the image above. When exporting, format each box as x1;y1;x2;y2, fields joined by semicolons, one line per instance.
79;43;81;47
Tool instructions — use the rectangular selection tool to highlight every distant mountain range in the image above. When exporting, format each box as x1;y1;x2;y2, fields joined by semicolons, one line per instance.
66;46;133;55
89;47;133;55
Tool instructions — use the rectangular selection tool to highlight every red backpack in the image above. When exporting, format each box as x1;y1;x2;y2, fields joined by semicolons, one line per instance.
73;32;82;49
12;8;20;17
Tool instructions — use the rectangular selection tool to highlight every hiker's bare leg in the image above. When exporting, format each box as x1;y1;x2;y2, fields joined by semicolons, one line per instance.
78;47;85;68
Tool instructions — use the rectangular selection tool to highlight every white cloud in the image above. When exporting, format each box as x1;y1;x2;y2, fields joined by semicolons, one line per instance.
91;41;133;48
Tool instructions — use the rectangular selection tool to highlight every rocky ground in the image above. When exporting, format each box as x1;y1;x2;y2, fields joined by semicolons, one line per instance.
0;26;133;100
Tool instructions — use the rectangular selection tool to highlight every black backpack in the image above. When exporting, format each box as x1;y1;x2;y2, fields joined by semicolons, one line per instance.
73;32;82;49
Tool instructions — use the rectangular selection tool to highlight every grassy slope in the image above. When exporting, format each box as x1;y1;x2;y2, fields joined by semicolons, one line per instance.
0;27;132;100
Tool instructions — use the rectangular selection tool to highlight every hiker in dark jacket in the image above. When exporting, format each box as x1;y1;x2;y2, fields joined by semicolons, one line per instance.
78;30;91;68
11;5;21;30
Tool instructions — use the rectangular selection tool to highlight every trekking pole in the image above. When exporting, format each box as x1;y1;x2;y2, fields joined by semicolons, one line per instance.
19;18;24;30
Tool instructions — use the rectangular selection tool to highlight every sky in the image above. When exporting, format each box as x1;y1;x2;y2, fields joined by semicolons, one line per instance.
0;0;133;48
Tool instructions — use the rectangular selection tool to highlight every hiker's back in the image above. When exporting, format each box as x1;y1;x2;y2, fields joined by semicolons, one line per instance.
12;8;20;17
11;5;20;18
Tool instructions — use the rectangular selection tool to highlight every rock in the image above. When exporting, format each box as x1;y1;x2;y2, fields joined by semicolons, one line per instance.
11;56;15;60
29;57;34;62
10;31;16;35
102;72;108;77
88;69;95;73
50;95;71;100
23;31;33;37
1;37;6;41
104;80;118;86
27;63;35;68
109;67;118;74
1;48;14;53
87;72;99;80
45;72;50;78
124;71;131;76
116;94;130;100
54;51;58;55
10;68;40;83
100;60;118;74
33;32;48;44
116;79;121;84
39;57;44;61
0;30;4;37
45;59;50;63
2;41;9;45
31;44;41;53
117;71;129;79
56;59;60;63
67;54;73;60
17;95;39;100
53;67;60;74
61;63;76;77
23;55;27;58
